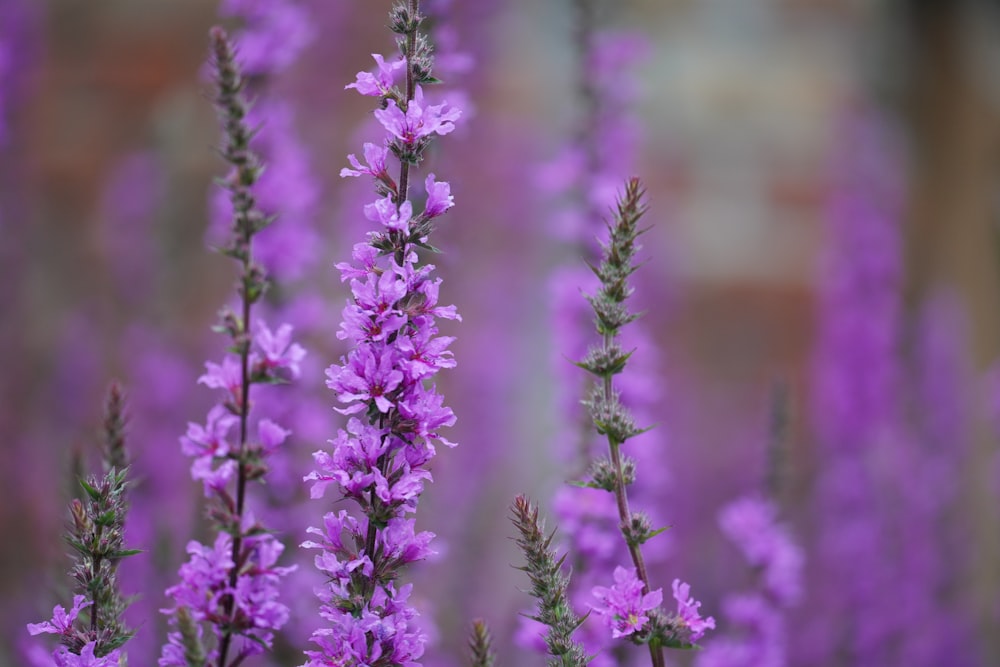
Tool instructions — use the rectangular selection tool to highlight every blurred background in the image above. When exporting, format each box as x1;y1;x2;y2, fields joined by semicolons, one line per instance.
3;0;1000;665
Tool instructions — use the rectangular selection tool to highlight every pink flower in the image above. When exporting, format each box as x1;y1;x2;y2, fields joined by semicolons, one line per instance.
192;457;238;495
341;142;390;179
373;86;461;146
326;346;404;414
253;321;306;380
258;418;290;455
180;405;237;459
197;355;241;394
591;566;663;638
53;642;122;667
364;197;413;232
673;579;715;642
26;595;91;637
422;173;453;218
346;53;406;97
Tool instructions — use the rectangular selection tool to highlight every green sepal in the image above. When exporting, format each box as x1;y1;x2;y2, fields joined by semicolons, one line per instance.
79;478;102;502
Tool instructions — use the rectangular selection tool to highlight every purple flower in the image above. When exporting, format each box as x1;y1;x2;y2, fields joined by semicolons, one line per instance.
380;518;436;567
305;420;390;501
591;566;663;639
422;173;454;218
673;579;715;643
373;86;461;146
180;405;237;459
304;16;460;665
219;0;315;75
395;326;456;380
191;456;237;495
27;596;91;638
341;142;391;180
364;196;413;232
335;243;381;282
197;355;241;395
719;497;803;605
163;536;235;621
253;321;306;380
163;530;292;651
346;53;406;97
326;346;404;414
257;418;290;455
53;642;122;667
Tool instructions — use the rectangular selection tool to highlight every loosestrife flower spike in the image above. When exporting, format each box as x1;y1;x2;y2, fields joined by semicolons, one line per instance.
694;496;798;667
160;27;299;667
28;384;137;664
577;178;712;659
302;2;461;665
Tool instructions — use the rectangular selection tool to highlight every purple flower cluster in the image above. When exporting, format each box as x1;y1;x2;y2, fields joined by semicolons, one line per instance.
719;498;802;605
672;580;716;644
302;5;461;665
159;27;302;667
218;0;314;77
802;111;903;665
695;497;800;667
161;523;294;664
592;566;663;639
28;598;123;667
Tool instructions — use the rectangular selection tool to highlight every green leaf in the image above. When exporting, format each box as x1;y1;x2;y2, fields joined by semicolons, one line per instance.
638;526;670;544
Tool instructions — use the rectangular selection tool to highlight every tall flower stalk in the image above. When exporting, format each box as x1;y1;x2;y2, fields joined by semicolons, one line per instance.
27;383;138;666
801;111;902;666
159;27;302;667
579;179;713;663
302;2;461;665
524;3;672;663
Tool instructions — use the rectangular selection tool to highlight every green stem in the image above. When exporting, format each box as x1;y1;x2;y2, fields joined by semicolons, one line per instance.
601;329;664;667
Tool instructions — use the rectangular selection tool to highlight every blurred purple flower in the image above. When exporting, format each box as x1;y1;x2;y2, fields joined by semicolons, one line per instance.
219;0;315;76
718;497;803;605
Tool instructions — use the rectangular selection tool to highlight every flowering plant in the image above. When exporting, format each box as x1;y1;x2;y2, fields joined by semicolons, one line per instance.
301;2;462;664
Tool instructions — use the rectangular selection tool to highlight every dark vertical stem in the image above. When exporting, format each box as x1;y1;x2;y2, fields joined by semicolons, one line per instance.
396;0;420;209
218;144;255;667
600;331;663;667
90;554;102;635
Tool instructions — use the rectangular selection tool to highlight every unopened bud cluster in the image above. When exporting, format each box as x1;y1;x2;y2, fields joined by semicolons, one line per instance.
28;385;138;664
578;179;713;656
510;495;589;667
